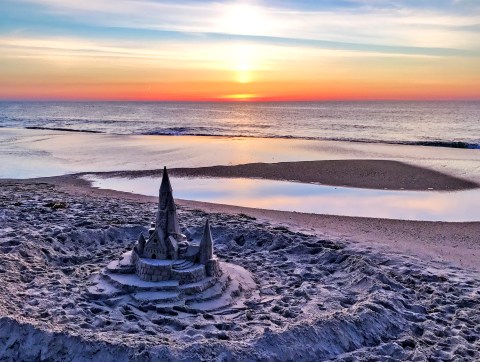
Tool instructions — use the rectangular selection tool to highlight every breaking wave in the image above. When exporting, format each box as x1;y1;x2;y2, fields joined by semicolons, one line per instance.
22;125;480;149
25;126;101;133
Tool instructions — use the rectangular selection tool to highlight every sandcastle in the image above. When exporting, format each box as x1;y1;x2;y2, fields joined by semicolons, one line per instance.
89;167;256;311
129;166;222;283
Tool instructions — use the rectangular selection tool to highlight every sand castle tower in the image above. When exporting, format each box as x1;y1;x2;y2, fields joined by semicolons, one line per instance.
138;166;182;260
129;167;222;282
198;219;222;277
155;166;181;241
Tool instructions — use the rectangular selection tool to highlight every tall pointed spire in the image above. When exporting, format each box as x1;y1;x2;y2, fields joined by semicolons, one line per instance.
159;166;172;194
156;166;180;238
199;219;214;265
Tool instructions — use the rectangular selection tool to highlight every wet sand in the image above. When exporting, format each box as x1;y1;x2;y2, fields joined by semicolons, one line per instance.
3;128;480;184
25;155;480;270
99;159;479;191
177;199;480;272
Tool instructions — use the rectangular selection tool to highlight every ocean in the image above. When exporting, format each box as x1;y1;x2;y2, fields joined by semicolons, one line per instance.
1;101;479;149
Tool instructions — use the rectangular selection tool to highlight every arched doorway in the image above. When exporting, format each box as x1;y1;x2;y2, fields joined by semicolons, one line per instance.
152;254;157;259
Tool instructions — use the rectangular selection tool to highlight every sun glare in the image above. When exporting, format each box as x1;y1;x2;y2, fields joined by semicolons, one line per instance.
220;93;257;101
234;45;254;83
216;1;273;84
218;2;269;36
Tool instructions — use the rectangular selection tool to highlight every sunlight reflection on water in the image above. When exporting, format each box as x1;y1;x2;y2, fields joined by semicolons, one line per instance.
85;176;480;222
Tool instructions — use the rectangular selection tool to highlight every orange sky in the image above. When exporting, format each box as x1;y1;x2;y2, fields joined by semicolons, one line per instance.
1;0;480;101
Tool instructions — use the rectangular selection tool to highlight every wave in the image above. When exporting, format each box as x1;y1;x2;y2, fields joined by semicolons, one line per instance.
22;126;480;149
25;126;101;133
142;126;218;136
141;128;480;149
401;140;480;149
326;138;480;149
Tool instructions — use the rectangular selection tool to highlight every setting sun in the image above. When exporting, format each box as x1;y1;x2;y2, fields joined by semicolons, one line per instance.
219;93;257;101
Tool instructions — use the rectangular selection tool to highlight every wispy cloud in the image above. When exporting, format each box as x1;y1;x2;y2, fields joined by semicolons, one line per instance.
5;0;480;51
1;0;479;100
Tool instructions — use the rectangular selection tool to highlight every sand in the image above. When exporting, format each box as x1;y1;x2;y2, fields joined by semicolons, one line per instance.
1;179;480;361
1;129;480;360
177;199;480;273
99;159;479;191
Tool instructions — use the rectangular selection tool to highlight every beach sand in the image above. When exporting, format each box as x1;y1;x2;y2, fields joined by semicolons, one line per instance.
100;159;478;191
1;130;480;360
1;162;480;360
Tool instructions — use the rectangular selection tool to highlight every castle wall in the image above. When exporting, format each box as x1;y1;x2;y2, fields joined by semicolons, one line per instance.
135;259;207;284
136;260;172;282
171;267;206;284
205;258;222;277
131;248;139;265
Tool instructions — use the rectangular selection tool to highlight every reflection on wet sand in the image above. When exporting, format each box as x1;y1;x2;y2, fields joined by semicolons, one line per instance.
86;176;480;222
2;129;480;183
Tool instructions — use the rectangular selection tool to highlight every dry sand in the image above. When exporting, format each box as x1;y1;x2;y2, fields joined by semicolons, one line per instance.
1;175;479;361
95;159;478;191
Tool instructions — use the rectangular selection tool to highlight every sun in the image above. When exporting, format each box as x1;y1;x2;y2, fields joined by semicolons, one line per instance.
216;2;274;84
219;94;258;101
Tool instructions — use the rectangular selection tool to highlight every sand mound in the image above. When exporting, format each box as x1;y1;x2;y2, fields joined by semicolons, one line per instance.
1;182;479;361
100;160;479;191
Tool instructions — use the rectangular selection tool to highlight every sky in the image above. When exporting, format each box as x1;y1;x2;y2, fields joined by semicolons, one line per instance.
0;0;479;101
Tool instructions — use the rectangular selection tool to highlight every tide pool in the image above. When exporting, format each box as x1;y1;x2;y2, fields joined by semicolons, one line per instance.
85;175;480;222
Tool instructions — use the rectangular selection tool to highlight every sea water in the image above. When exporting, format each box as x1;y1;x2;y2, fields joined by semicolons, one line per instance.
1;101;480;148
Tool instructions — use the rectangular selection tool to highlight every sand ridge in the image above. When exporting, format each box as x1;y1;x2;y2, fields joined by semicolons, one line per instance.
94;159;479;191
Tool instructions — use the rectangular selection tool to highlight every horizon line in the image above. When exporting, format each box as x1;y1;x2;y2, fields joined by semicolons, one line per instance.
1;98;480;103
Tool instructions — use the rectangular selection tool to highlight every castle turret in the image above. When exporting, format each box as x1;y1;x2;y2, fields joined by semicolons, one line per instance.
199;219;214;265
137;233;146;256
198;219;222;277
156;166;180;239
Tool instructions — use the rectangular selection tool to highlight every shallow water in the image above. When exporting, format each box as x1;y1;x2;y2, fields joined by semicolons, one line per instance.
2;128;480;181
86;175;480;222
